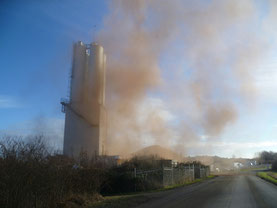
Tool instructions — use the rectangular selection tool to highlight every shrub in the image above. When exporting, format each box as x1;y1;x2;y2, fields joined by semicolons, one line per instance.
272;159;277;171
0;136;106;208
0;136;208;207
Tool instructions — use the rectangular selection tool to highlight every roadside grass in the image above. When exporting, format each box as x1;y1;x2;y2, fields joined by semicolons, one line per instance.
257;171;277;185
240;166;271;172
267;172;277;180
89;194;153;208
89;175;216;208
156;175;216;192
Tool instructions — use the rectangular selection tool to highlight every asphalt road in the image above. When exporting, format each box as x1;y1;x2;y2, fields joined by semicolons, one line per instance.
136;174;277;208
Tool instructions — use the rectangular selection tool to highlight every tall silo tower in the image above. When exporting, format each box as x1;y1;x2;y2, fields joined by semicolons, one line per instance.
61;41;107;158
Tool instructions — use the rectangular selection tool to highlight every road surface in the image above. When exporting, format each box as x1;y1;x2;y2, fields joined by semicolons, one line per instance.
135;174;277;208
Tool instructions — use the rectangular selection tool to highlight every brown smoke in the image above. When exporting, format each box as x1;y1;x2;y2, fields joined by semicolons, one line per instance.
96;0;271;156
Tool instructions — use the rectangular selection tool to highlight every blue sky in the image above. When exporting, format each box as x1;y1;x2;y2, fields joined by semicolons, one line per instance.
1;0;277;158
0;0;107;128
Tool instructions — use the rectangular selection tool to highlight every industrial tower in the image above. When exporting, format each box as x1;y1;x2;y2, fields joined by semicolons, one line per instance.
62;41;106;158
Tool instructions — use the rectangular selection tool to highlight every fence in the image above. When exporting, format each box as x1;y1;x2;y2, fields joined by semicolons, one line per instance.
134;164;210;187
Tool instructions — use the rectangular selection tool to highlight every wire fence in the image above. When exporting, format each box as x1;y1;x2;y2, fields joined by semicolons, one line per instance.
134;164;210;187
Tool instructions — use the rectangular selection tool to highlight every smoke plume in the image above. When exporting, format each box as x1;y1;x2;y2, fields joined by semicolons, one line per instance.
96;0;271;156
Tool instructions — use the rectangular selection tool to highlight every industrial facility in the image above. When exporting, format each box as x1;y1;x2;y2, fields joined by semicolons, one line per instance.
62;41;107;158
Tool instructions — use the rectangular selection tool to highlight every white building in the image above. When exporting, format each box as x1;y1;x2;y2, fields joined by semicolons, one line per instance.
62;41;107;158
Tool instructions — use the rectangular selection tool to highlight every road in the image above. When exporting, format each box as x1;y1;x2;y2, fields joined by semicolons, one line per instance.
135;174;277;208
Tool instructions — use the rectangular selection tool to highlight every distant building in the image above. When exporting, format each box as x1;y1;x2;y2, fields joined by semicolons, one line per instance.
61;41;107;158
233;162;243;169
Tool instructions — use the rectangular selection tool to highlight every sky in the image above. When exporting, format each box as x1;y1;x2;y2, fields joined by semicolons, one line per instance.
1;0;277;158
0;0;108;145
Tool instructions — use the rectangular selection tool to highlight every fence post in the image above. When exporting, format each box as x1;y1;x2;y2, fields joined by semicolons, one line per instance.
134;168;137;192
171;167;174;185
192;164;195;180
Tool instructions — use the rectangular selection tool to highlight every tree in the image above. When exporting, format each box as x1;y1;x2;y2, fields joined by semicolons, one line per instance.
258;151;277;164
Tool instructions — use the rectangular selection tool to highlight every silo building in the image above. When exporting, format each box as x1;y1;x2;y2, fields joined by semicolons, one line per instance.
61;41;107;158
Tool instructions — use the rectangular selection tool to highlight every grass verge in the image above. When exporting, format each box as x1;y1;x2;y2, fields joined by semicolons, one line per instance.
89;175;216;208
89;194;153;208
240;166;270;172
257;171;277;185
156;175;216;192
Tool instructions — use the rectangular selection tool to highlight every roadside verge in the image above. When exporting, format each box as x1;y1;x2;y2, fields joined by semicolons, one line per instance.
89;175;216;208
257;171;277;185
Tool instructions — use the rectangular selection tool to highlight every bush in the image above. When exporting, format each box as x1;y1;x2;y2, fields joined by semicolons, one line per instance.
101;167;136;194
0;136;207;207
0;136;106;208
100;155;164;195
0;137;168;207
272;160;277;171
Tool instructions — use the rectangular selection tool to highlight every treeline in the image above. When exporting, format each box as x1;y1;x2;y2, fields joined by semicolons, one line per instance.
0;136;193;208
258;151;277;171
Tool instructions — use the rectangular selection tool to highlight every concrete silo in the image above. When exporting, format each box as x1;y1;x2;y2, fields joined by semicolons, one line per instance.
61;41;107;158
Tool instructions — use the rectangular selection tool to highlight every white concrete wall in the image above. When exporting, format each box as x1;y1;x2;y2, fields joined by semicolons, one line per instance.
63;106;99;158
99;105;107;155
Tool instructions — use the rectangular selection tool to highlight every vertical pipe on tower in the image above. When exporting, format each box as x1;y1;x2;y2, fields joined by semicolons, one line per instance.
70;41;86;112
102;54;106;105
87;43;104;125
